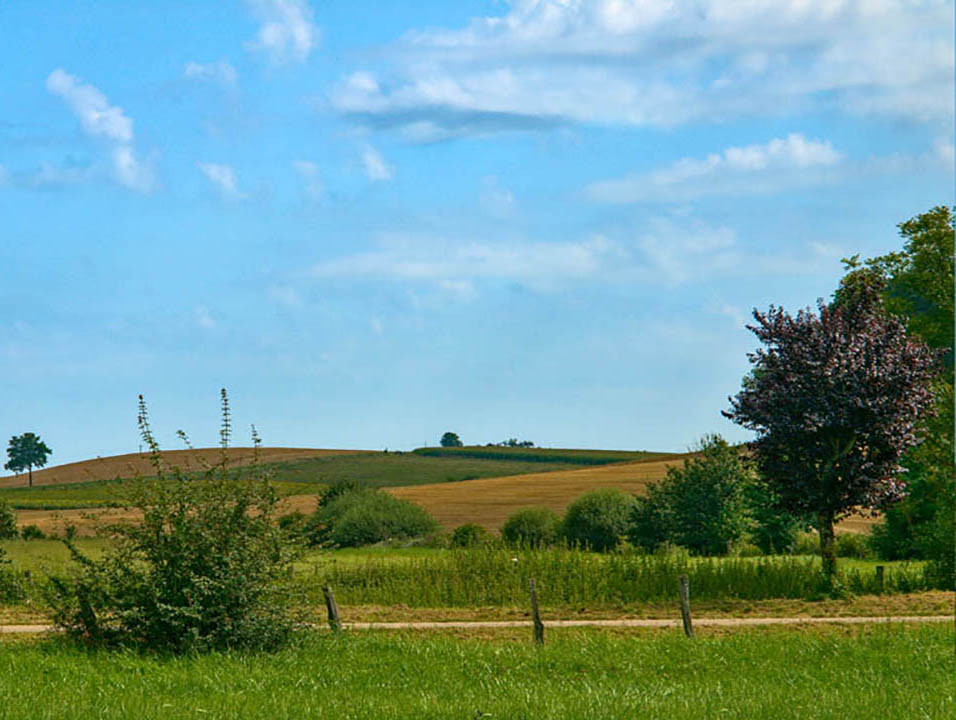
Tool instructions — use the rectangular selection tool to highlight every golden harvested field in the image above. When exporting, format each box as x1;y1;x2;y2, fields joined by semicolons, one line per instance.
0;447;365;489
386;456;686;530
387;456;876;534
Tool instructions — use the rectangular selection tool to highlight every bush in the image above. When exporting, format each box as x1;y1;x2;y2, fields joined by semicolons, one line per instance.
835;532;871;559
47;391;299;653
0;501;17;540
0;546;25;603
791;530;819;555
450;523;493;548
19;524;45;540
627;436;751;555
501;507;560;548
561;489;635;552
309;488;438;548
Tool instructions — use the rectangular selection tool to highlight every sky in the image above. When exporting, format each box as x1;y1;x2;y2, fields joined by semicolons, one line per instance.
1;0;953;467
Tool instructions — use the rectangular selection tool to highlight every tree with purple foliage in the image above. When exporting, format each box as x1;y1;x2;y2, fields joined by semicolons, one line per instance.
724;281;939;583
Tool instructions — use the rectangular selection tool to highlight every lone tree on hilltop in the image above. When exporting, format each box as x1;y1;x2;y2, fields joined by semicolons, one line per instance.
440;432;463;447
4;432;52;487
724;280;938;583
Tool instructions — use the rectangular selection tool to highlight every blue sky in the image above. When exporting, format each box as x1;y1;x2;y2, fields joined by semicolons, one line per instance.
1;0;953;466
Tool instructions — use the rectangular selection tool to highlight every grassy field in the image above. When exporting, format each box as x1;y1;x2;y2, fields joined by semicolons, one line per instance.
0;447;363;489
0;450;595;510
0;625;951;719
412;445;676;464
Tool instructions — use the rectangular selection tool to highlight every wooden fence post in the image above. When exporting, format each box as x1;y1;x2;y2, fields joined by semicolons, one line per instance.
678;574;694;638
875;565;885;594
529;578;545;645
323;585;342;633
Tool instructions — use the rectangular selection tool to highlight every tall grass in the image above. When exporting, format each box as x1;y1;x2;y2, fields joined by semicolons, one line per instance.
312;546;932;607
0;625;951;719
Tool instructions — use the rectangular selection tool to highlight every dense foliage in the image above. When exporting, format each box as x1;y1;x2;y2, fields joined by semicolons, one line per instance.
307;486;438;548
725;278;938;581
450;523;493;548
501;507;560;548
0;500;17;540
840;207;954;589
48;392;298;652
561;489;635;552
628;437;807;555
440;431;463;447
4;432;52;487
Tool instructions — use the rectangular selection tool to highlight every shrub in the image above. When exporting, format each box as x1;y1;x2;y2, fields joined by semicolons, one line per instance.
0;546;25;603
835;532;872;559
561;489;635;552
791;530;819;555
501;507;560;548
627;436;751;555
450;523;493;548
309;488;438;548
19;524;45;540
47;391;299;653
0;501;17;540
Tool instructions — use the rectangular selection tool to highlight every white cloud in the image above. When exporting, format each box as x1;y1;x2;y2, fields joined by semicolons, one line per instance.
46;69;154;193
293;160;323;200
361;144;394;181
246;0;319;64
935;137;955;167
184;61;238;87
330;0;953;137
46;69;133;143
112;146;155;193
310;233;619;292
197;162;244;199
195;307;216;329
480;176;516;217
270;285;303;308
588;133;843;203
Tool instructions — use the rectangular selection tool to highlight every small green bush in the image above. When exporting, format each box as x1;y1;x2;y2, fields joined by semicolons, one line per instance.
791;530;819;555
19;524;45;540
47;392;299;653
501;507;559;548
0;546;25;604
561;489;635;552
835;532;872;559
0;501;17;540
309;488;438;548
450;523;493;548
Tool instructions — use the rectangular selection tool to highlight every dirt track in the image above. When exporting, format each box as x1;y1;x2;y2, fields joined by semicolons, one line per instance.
3;615;951;635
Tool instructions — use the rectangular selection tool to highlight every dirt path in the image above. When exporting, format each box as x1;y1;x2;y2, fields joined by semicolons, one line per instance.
3;615;950;635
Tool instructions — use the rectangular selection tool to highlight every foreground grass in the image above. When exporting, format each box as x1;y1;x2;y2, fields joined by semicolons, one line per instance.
0;625;951;719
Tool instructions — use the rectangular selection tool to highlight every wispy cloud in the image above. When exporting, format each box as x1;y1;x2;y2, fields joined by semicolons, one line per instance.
293;160;323;200
195;307;216;329
245;0;319;64
309;233;620;293
331;0;953;139
361;144;394;181
46;69;155;192
588;133;843;203
197;162;244;199
184;60;238;88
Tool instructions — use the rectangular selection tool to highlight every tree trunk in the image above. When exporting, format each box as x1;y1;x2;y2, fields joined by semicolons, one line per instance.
28;464;32;488
817;511;837;585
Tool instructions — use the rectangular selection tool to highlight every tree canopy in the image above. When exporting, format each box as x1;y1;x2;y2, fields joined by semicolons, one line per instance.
440;432;463;447
4;432;52;487
724;282;939;581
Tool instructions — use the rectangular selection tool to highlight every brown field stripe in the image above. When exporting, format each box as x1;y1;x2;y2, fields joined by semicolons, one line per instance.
2;615;951;635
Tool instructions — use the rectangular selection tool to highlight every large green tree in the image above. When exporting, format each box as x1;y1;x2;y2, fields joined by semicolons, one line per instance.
840;207;954;586
4;433;52;487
